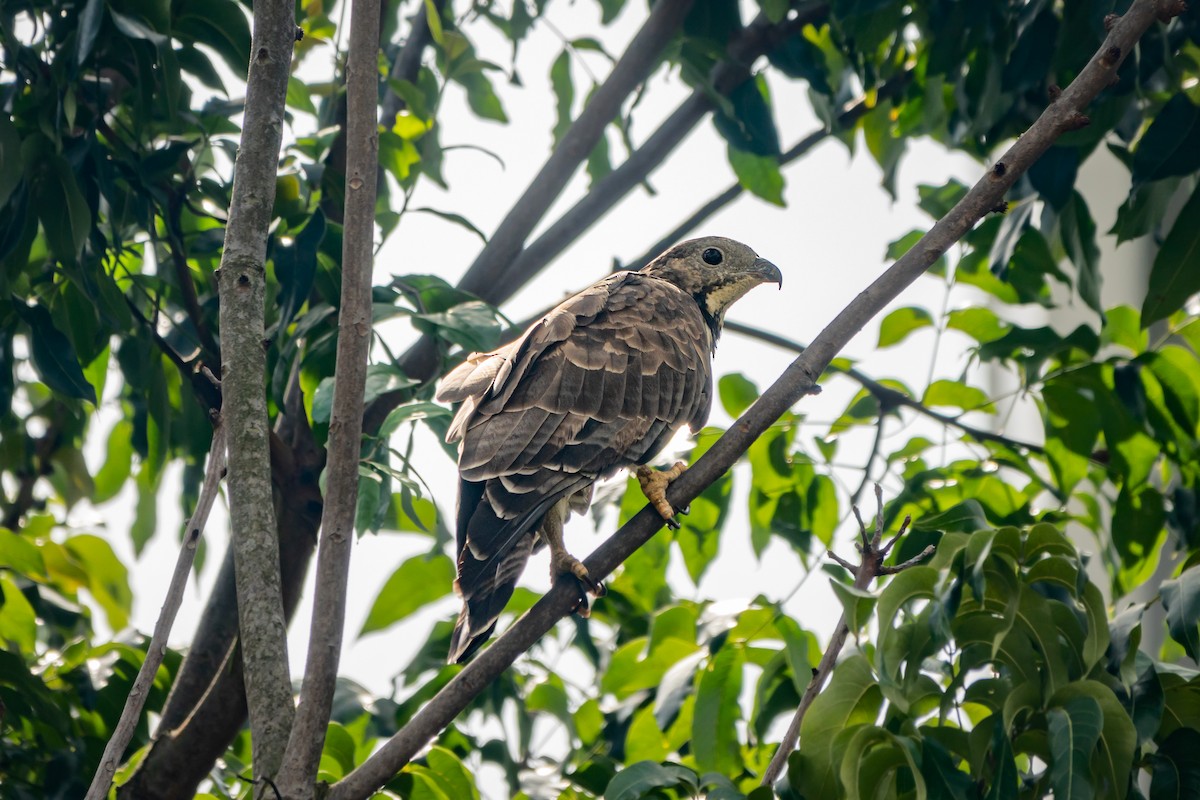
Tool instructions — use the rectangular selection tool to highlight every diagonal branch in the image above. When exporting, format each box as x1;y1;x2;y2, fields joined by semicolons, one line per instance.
326;4;1168;794
276;0;381;792
85;416;227;800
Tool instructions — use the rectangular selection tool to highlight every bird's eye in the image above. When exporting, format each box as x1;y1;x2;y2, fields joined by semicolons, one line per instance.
702;247;723;265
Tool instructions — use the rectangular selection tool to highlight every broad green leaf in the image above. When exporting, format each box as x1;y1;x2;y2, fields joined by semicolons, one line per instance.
65;534;131;631
1113;484;1165;566
1143;183;1200;326
1101;305;1147;353
379;402;452;439
359;553;455;635
947;307;1008;343
274;209;326;332
728;146;785;206
175;0;251;74
1132;94;1200;184
411;208;487;244
912;500;988;533
0;575;37;652
30;149;92;263
13;299;96;404
602;636;699;697
840;727;925;800
831;581;877;634
719;373;759;417
0;529;45;578
550;50;573;143
692;645;744;774
877;306;933;348
0;115;21;210
424;746;480;800
792;654;882;798
605;762;697;800
1048;681;1137;800
714;78;780;157
1160;566;1200;661
1047;695;1104;800
624;706;669;764
1059;192;1102;316
922;379;994;413
1151;728;1200;799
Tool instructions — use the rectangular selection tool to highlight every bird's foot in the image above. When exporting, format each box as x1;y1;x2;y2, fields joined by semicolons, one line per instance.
551;550;607;618
636;462;689;529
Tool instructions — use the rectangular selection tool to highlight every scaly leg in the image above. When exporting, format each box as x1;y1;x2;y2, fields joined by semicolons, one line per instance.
541;500;606;608
635;461;689;529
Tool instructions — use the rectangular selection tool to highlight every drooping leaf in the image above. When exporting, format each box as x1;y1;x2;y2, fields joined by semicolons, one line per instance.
1142;182;1200;327
12;299;97;403
1131;93;1200;184
359;553;456;636
692;645;744;774
1046;695;1104;800
877;306;933;348
1160;566;1200;661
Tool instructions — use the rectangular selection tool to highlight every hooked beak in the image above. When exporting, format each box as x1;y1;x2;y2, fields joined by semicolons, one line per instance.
752;257;783;289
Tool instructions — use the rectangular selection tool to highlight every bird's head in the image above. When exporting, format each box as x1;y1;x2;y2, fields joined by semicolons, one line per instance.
641;236;782;336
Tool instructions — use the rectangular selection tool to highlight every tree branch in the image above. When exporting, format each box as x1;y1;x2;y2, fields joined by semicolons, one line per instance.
214;0;297;782
327;4;1167;793
85;417;227;800
276;0;381;792
761;492;924;786
724;320;1047;456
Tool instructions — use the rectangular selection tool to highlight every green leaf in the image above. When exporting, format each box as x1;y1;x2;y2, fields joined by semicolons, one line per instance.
1060;192;1102;316
605;762;698;800
175;0;251;74
947;307;1008;343
877;306;933;348
692;645;744;774
912;500;988;533
1142;183;1200;327
65;534;132;630
0;107;22;210
1048;681;1137;798
718;373;759;417
1047;695;1103;800
550;50;573;143
1112;178;1180;244
714;77;780;157
0;575;37;652
921;380;994;413
831;581;877;634
0;530;46;578
1151;728;1200;799
30;150;92;263
12;298;97;403
727;146;784;206
1132;94;1200;184
791;654;882;799
359;553;456;635
1112;484;1165;566
624;706;669;764
274;209;326;332
917;179;968;219
93;420;135;503
1161;566;1200;661
411;207;487;244
424;746;480;800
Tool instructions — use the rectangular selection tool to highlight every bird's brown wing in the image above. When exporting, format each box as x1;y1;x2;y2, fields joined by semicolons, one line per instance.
438;271;713;661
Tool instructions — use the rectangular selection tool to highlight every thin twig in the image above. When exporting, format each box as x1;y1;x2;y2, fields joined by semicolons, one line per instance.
276;0;381;792
725;320;1047;456
328;5;1169;794
761;491;929;786
85;420;228;800
851;416;886;507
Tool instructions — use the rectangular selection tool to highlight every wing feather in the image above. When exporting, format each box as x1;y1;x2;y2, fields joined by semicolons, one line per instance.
440;270;715;662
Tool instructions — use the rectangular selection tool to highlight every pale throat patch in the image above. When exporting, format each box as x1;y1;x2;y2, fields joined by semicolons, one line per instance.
703;276;761;319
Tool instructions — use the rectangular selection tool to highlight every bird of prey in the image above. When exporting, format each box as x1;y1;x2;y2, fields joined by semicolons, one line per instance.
436;236;782;662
